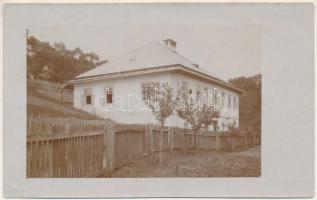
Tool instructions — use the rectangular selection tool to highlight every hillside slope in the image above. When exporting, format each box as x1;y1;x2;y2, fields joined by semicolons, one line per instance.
27;80;100;120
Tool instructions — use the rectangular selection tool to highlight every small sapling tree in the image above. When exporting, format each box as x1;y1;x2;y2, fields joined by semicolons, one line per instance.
175;85;219;151
145;82;174;167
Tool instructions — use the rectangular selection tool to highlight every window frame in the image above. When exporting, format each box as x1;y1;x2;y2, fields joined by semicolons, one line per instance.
189;89;193;95
83;88;93;106
141;82;158;101
233;95;236;110
104;86;113;104
214;88;218;108
208;88;214;107
204;87;208;106
221;92;226;110
86;95;92;105
196;85;201;102
227;94;232;109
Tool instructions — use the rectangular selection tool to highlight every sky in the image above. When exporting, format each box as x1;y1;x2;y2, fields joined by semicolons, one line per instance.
25;4;263;81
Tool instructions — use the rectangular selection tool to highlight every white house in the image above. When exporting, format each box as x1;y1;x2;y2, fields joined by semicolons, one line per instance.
68;39;243;131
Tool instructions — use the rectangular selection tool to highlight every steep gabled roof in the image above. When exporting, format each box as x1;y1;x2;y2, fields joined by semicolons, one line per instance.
72;41;243;94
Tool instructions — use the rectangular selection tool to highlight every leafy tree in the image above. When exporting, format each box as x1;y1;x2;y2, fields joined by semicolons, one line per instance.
27;36;55;79
145;82;174;167
175;85;220;150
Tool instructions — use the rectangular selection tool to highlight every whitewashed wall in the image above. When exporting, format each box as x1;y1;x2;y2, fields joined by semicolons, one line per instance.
74;72;171;125
73;71;239;131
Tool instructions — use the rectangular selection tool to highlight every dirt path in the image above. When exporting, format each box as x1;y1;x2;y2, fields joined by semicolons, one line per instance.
109;145;261;177
229;145;261;158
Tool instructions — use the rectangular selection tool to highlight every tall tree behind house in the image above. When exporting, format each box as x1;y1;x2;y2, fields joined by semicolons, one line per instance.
27;35;107;83
229;74;261;134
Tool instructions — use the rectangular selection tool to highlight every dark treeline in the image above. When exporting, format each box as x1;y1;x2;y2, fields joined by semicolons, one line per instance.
229;74;261;134
27;35;107;83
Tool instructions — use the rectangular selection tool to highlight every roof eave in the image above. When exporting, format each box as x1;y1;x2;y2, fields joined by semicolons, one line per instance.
66;65;178;84
67;64;244;94
176;65;245;94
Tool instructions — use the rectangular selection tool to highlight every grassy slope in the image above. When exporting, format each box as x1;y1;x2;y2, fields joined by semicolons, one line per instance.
27;80;100;120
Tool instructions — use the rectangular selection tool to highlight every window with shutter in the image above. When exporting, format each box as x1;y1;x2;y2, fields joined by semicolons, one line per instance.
98;95;106;107
221;92;226;110
80;95;85;106
233;95;237;110
91;95;95;105
203;88;208;106
214;88;218;107
208;88;214;106
181;80;188;88
196;85;201;102
141;82;158;101
227;94;231;109
177;79;188;88
141;83;151;101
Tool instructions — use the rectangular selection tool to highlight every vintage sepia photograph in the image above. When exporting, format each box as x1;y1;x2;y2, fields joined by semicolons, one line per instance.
4;2;315;198
4;1;317;198
26;4;262;178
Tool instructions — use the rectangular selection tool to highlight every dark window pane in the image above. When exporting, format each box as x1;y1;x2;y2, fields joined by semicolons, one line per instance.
86;95;92;105
107;93;112;104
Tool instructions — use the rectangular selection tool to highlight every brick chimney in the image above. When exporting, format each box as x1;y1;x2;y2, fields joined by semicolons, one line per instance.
163;39;177;50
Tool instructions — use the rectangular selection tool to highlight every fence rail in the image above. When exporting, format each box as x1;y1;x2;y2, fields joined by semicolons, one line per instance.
27;118;261;178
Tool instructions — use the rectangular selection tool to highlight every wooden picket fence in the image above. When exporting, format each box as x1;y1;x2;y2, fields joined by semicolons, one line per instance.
111;125;260;170
27;118;261;178
27;117;113;178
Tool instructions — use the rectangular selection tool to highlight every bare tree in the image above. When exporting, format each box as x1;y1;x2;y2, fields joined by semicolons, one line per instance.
175;85;219;151
145;82;174;167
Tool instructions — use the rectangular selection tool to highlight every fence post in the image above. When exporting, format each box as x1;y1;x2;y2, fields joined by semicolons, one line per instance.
147;124;153;155
168;127;173;151
48;140;53;177
103;122;115;176
182;128;186;153
144;123;148;156
216;134;220;150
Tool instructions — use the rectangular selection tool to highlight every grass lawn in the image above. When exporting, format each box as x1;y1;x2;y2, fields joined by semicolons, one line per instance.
110;146;261;177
